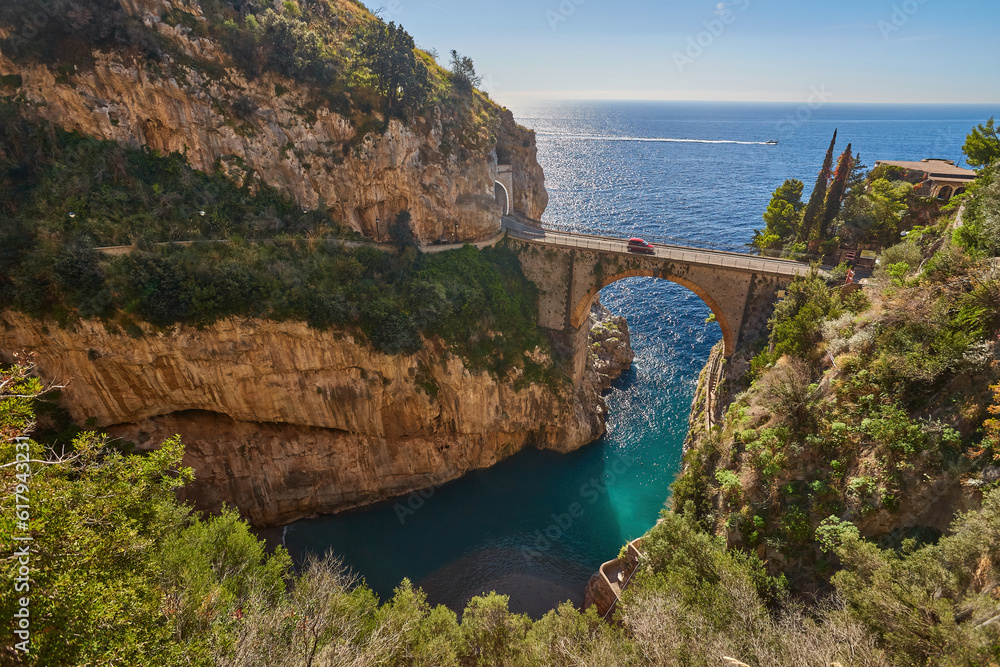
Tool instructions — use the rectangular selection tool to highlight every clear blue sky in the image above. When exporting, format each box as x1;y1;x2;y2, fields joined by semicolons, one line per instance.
368;0;1000;105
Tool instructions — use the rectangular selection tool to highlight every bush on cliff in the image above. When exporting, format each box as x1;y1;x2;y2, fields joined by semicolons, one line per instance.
0;361;292;666
0;0;162;65
672;155;1000;655
751;129;956;256
0;105;550;374
822;494;1000;664
954;166;1000;256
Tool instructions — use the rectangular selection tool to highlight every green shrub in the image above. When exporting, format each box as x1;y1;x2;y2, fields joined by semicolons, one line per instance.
670;446;717;527
828;489;1000;664
715;469;741;494
0;105;549;373
747;348;779;386
356;20;431;118
878;240;923;273
768;273;844;359
858;403;927;457
257;9;332;84
954;167;1000;256
0;0;161;66
459;593;531;665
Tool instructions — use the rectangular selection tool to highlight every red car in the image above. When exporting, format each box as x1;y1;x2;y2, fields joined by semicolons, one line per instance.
627;238;655;255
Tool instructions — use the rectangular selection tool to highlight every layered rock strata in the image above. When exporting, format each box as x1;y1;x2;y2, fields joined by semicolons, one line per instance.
0;0;547;242
0;310;635;526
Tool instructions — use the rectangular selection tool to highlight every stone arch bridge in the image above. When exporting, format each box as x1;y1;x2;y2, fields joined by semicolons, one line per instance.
503;218;821;384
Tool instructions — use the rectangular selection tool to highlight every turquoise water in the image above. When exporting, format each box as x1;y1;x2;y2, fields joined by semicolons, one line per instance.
281;102;995;618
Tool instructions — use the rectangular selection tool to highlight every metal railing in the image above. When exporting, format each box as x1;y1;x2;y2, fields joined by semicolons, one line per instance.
705;346;724;432
503;219;818;279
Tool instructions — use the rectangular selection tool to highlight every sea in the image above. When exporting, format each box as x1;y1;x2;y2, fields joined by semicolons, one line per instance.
278;101;995;618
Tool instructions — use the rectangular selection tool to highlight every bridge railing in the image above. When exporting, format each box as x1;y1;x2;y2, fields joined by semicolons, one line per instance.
504;218;819;261
504;223;817;278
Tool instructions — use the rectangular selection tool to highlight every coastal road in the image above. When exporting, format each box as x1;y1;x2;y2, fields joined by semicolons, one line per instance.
501;216;822;280
94;217;823;280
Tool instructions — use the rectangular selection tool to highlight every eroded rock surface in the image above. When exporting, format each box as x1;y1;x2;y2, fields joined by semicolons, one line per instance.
574;297;636;438
0;0;547;242
1;312;610;526
588;299;635;391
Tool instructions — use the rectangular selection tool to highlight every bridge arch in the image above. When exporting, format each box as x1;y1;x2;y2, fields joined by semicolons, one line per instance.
571;269;735;356
494;180;511;215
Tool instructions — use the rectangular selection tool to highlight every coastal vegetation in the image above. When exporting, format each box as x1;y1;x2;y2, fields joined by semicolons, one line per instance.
3;362;999;666
0;102;549;374
1;0;998;663
962;117;1000;169
671;122;1000;660
752;130;948;255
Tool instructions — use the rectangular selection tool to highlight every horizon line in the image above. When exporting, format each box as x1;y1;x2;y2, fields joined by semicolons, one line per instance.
492;92;999;107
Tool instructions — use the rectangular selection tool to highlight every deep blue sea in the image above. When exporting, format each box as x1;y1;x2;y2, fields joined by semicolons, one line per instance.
280;102;995;618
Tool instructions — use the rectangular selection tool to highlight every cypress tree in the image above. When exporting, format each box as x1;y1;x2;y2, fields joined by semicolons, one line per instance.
798;129;838;243
820;144;853;239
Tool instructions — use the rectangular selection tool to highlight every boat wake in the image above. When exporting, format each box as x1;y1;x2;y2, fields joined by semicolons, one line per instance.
538;133;774;145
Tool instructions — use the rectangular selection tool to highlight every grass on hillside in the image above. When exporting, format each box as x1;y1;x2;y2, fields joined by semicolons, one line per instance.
673;166;1000;597
0;103;552;378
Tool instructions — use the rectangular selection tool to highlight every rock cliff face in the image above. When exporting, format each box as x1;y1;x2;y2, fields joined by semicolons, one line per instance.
586;300;635;391
575;298;636;450
496;109;548;222
0;0;588;529
0;311;615;526
0;0;547;242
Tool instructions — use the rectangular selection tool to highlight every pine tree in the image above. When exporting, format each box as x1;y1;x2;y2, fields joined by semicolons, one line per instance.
836;153;870;243
753;179;805;250
820;144;853;239
845;153;867;194
798;130;837;243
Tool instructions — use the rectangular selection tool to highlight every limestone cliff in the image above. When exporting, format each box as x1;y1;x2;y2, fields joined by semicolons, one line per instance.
586;299;635;391
496;108;548;222
0;0;586;528
576;298;635;436
0;0;547;242
0;311;610;526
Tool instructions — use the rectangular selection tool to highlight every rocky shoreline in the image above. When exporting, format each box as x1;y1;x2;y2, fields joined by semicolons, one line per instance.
579;298;636;431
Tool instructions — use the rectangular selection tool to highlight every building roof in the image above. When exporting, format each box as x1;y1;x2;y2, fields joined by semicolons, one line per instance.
875;158;977;182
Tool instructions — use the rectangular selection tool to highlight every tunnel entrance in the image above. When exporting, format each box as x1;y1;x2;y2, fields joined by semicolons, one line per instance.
495;180;510;215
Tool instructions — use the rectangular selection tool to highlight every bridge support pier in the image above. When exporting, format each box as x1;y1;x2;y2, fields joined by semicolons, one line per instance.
542;319;592;386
